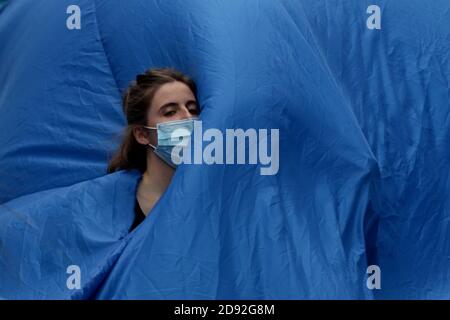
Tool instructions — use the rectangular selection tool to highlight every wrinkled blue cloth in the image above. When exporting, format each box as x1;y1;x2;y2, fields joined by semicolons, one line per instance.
0;0;449;299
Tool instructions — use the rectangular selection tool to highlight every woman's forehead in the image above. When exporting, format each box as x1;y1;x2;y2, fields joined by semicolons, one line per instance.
152;81;195;104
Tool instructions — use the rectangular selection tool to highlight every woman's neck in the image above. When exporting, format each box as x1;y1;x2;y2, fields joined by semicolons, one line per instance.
137;152;175;216
144;152;174;192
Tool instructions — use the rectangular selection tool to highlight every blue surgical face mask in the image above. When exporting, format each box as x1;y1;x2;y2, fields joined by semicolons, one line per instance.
144;118;197;168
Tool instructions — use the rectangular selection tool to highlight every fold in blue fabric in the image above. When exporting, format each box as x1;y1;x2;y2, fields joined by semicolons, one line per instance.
0;170;141;299
0;0;449;299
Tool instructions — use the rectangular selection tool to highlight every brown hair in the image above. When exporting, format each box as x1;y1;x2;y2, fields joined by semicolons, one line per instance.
107;67;198;173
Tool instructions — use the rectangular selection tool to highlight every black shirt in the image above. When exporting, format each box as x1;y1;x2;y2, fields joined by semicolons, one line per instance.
129;198;146;232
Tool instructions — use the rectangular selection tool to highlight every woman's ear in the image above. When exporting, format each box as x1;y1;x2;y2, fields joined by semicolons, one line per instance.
133;126;151;145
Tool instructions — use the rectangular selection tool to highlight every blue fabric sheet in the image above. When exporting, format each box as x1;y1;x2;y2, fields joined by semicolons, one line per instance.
0;0;449;299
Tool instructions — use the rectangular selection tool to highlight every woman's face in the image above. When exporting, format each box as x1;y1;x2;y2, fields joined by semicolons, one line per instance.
135;81;199;147
147;81;199;126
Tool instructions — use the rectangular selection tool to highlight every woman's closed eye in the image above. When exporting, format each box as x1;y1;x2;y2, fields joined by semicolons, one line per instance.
188;107;199;115
164;110;177;117
161;104;177;117
160;101;199;118
187;102;199;115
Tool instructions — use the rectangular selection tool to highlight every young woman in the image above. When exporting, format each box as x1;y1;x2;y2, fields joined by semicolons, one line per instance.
108;68;200;231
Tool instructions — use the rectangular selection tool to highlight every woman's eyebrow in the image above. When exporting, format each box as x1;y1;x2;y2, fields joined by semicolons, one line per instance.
186;100;198;106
